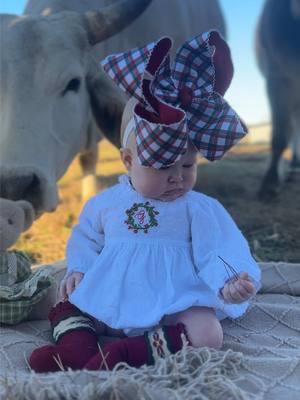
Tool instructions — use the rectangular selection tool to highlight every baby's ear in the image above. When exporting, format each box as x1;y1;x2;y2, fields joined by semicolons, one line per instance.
120;147;133;170
16;201;35;231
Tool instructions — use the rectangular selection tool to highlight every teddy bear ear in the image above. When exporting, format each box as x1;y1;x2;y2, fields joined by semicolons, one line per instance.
15;201;35;231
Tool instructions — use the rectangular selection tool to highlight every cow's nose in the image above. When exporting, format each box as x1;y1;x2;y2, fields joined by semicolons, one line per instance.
0;172;42;211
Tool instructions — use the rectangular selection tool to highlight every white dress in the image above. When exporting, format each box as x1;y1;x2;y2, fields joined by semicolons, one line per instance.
67;175;261;335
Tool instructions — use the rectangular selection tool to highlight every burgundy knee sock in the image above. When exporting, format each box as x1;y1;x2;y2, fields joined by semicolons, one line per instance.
85;323;189;370
29;301;99;372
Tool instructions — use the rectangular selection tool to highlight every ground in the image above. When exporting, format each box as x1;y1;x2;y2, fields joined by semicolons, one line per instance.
15;132;300;265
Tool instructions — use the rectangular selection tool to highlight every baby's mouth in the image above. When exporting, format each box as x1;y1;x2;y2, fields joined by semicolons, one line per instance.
163;188;184;196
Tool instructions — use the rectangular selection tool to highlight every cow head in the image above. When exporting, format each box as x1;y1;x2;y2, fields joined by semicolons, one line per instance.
0;0;150;217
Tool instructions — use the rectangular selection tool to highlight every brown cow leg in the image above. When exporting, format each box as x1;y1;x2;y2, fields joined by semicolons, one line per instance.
259;77;293;200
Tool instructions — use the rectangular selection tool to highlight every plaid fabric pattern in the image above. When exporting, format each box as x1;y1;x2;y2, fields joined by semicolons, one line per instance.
135;113;188;168
101;30;248;166
101;42;154;102
0;286;50;325
0;251;31;285
132;37;190;168
0;252;54;325
187;93;246;160
152;32;215;105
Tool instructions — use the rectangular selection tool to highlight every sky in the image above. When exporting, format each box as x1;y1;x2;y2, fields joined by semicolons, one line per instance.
219;0;270;125
1;0;270;125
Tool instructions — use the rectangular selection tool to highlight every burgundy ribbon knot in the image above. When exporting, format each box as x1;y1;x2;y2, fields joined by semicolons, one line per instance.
101;30;248;169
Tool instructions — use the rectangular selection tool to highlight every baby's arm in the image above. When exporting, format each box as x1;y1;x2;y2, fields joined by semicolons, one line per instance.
59;271;84;301
66;195;104;275
220;272;256;304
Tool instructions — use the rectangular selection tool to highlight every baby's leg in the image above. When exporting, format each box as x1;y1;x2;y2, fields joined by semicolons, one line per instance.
85;324;188;370
84;307;223;371
29;301;99;372
91;317;126;338
91;317;127;347
163;306;223;350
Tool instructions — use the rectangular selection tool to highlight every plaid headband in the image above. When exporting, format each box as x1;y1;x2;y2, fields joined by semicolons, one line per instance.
101;30;247;168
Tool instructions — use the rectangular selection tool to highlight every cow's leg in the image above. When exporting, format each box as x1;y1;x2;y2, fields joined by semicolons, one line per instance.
79;147;98;202
259;77;293;199
290;115;300;168
286;113;300;183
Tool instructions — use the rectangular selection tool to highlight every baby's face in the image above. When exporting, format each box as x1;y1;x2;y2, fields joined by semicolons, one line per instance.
121;139;198;201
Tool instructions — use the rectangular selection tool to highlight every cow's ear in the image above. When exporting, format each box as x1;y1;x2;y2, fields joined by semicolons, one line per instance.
87;71;127;149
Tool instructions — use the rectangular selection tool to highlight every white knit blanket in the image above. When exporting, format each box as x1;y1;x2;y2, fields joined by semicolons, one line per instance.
0;261;299;400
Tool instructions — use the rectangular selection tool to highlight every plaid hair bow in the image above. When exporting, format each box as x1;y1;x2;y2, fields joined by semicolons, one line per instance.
101;30;247;169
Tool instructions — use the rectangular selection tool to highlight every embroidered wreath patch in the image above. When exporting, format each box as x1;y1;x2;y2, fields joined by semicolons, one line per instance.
125;202;159;233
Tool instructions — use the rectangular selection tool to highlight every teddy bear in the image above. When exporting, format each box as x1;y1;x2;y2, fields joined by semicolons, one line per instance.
0;197;34;250
0;198;54;325
0;199;35;249
0;198;34;282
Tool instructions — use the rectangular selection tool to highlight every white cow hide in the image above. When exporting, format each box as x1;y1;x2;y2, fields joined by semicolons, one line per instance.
0;0;226;220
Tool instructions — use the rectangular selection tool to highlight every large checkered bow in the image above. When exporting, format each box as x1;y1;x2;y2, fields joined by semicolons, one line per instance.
101;30;247;169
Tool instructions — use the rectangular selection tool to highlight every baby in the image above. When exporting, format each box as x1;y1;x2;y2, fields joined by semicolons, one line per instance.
29;31;261;373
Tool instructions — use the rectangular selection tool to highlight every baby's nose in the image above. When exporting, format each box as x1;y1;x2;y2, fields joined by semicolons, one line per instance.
168;169;183;183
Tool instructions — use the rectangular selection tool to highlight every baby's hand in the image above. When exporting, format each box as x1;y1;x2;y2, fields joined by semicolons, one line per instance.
221;272;255;304
59;271;84;301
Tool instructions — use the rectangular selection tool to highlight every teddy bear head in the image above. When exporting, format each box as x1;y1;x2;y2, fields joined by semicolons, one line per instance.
0;199;35;252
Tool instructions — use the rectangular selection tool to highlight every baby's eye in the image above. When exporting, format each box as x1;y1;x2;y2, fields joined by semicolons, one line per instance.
160;166;171;170
183;163;194;168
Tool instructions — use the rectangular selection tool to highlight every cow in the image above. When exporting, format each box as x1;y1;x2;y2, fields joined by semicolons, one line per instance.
256;0;300;198
0;0;226;225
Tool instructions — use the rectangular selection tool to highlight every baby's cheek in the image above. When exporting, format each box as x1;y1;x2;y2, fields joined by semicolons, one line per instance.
149;179;163;192
188;177;196;190
145;185;162;198
185;170;197;188
133;179;156;197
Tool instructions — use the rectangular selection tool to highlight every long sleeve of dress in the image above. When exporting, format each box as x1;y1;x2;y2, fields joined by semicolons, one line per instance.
191;196;261;318
66;195;105;274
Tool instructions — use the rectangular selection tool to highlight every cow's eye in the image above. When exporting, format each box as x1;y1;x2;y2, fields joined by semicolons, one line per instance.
62;78;81;96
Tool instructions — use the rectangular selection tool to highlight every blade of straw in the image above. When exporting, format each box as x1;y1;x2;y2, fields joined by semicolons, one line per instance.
218;255;239;280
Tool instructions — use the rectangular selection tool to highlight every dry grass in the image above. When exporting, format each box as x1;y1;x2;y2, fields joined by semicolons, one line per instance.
14;127;300;265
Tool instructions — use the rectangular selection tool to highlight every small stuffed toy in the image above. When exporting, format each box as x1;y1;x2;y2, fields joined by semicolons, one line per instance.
0;198;54;325
0;198;34;281
0;199;35;250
